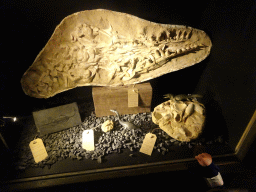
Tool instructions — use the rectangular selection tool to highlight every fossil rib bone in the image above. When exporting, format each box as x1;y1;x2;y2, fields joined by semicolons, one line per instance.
21;9;212;98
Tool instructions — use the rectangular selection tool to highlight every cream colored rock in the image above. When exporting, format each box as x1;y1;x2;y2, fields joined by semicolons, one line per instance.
152;98;205;142
21;9;212;98
101;120;114;132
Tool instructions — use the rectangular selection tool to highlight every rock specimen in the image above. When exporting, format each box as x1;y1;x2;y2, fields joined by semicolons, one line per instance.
21;9;212;98
101;120;114;132
32;102;81;135
152;95;205;142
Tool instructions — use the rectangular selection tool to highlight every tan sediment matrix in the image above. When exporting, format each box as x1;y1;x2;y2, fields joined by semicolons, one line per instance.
21;9;212;98
152;95;206;142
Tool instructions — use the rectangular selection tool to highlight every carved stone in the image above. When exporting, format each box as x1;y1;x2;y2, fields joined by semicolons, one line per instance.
152;98;205;142
21;9;212;98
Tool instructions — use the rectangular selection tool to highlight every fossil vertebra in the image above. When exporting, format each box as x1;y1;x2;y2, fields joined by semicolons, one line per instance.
21;9;212;98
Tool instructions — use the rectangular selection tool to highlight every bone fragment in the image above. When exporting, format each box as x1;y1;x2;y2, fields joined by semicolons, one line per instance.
152;98;205;142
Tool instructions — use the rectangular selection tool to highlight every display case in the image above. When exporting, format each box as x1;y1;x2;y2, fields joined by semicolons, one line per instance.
1;1;256;190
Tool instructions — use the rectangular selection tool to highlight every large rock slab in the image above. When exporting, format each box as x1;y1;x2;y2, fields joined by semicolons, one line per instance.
21;9;212;98
32;102;81;135
152;96;205;142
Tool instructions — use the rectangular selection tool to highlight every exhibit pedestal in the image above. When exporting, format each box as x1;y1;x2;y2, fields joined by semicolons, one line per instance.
92;82;152;117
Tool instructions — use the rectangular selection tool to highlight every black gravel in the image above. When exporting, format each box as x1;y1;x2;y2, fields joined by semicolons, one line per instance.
12;111;225;170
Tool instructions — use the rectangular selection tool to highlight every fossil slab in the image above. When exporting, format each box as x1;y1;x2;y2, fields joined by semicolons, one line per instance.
21;9;212;98
152;96;205;142
32;102;81;135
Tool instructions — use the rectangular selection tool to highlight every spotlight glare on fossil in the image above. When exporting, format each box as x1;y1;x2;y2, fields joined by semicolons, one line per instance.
21;9;212;98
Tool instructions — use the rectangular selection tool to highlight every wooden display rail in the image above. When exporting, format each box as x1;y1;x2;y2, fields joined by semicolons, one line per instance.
92;82;152;117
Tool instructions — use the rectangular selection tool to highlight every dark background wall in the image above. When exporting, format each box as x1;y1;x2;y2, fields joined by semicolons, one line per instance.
1;0;256;151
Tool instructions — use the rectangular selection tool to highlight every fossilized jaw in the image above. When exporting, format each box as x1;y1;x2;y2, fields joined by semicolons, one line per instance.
21;9;212;98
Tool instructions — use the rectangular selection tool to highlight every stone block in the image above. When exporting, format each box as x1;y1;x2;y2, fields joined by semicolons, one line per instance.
92;82;152;117
33;102;81;135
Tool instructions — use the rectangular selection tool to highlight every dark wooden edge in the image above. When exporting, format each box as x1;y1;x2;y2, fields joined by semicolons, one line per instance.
0;153;241;191
235;110;256;161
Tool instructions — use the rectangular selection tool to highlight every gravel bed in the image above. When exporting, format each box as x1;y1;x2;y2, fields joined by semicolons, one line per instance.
12;111;225;170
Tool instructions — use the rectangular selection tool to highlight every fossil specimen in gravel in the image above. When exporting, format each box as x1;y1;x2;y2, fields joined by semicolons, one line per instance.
21;9;212;98
101;120;114;132
152;94;205;142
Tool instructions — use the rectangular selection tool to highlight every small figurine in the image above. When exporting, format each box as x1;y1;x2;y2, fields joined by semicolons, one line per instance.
110;109;138;130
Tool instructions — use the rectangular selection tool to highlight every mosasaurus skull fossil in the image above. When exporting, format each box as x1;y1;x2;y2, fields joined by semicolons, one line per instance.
21;9;212;98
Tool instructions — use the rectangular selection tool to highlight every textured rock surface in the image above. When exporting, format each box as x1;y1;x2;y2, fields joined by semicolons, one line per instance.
21;9;212;98
152;96;205;142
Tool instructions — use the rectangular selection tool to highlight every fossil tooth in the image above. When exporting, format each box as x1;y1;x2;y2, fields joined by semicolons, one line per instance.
155;50;161;58
186;30;192;39
165;50;171;57
21;9;212;98
159;49;165;57
176;49;182;54
149;55;156;63
180;31;185;39
176;30;181;40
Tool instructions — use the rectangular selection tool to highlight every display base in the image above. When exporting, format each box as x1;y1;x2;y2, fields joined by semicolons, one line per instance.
92;82;152;117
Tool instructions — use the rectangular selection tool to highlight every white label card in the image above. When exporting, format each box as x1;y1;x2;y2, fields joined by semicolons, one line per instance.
82;130;95;151
128;88;139;108
139;133;157;156
29;138;48;163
